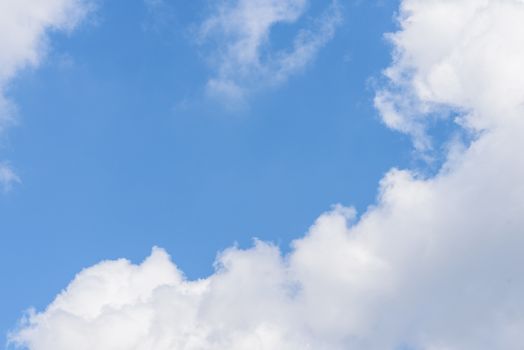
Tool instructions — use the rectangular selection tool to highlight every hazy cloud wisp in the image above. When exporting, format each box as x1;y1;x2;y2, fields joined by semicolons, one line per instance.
0;0;92;190
199;0;342;103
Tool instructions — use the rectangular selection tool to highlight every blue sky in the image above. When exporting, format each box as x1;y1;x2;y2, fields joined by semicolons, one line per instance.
4;0;524;349
1;0;406;338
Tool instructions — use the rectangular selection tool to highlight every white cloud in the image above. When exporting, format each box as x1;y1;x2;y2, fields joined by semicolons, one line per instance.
376;0;524;150
0;0;93;190
0;162;20;192
199;0;342;103
10;0;524;349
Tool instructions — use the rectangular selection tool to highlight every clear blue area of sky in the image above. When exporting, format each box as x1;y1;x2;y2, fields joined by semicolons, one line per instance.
0;0;407;339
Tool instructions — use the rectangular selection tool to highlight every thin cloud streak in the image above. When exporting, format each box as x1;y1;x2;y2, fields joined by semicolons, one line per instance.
199;0;342;104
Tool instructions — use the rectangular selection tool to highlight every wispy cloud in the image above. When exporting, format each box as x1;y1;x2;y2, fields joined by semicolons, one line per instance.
11;0;524;349
0;0;93;190
199;0;342;104
0;162;20;192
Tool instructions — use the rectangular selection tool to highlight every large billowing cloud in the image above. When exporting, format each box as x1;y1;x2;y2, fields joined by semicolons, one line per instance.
198;0;342;103
0;0;92;190
10;0;524;349
375;0;524;150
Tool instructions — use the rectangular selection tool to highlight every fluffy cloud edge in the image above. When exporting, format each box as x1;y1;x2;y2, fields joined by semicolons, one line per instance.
0;0;94;191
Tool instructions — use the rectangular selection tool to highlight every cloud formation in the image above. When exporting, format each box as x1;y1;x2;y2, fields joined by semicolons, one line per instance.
199;0;342;103
375;0;524;150
0;162;20;192
0;0;92;190
11;0;524;349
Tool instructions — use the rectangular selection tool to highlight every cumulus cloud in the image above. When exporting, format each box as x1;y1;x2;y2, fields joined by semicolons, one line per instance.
10;0;524;349
0;0;93;190
375;0;524;150
199;0;342;103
